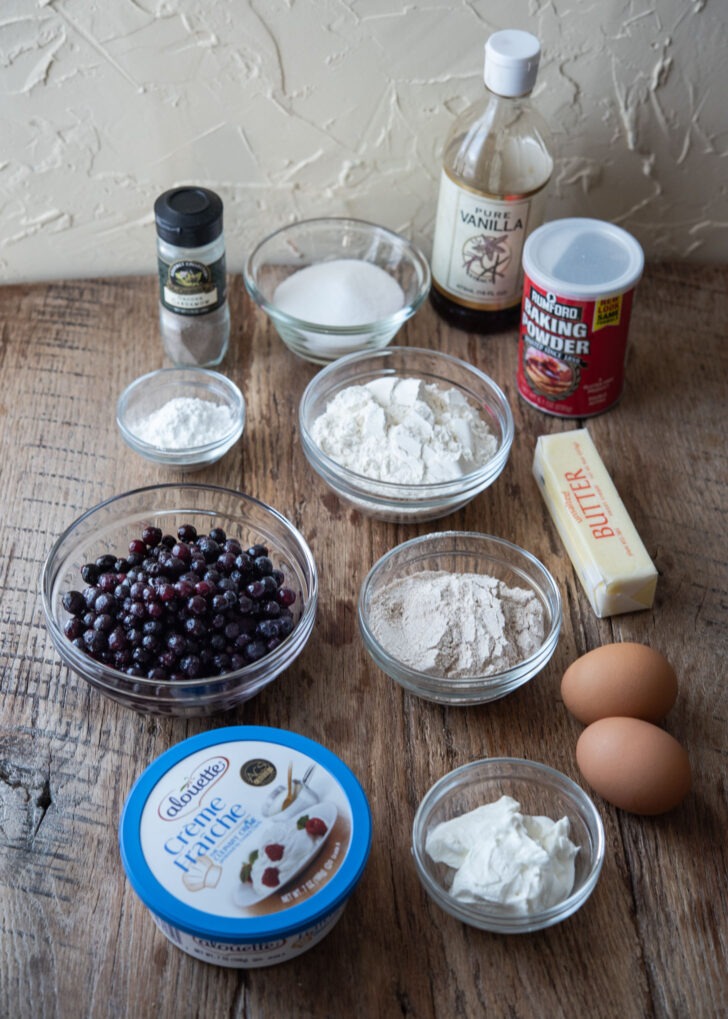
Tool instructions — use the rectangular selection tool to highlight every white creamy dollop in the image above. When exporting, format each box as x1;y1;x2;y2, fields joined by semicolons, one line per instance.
425;794;579;914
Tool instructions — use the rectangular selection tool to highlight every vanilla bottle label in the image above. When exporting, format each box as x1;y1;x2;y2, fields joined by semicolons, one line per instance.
431;170;547;311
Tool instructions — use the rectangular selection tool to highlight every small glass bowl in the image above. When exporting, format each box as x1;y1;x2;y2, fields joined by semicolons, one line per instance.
41;484;317;716
412;758;605;934
358;532;561;704
243;217;431;364
117;367;245;469
299;347;514;523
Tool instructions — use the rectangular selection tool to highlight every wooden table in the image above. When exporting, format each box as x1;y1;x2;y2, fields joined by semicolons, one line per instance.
0;266;726;1019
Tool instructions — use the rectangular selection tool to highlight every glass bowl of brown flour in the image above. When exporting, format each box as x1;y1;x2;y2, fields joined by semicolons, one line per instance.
357;532;561;705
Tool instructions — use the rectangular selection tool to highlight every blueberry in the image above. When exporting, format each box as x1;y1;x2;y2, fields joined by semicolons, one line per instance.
62;590;85;616
60;524;299;681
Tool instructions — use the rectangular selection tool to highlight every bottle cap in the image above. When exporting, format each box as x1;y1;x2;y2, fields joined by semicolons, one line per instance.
154;187;224;247
484;30;541;97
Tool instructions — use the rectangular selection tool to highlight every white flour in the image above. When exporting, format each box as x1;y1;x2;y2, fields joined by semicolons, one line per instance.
368;569;546;677
132;396;234;449
310;377;497;483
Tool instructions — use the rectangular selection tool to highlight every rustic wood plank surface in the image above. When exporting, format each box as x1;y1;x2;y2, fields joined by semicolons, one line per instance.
0;266;726;1019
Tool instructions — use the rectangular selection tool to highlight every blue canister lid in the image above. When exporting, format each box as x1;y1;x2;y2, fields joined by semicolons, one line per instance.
119;726;372;943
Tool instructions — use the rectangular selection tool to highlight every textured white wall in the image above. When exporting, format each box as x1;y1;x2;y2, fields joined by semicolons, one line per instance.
1;0;726;283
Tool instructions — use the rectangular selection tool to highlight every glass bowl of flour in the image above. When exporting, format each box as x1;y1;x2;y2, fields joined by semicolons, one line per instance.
299;347;514;523
243;218;431;364
358;531;561;705
117;367;245;469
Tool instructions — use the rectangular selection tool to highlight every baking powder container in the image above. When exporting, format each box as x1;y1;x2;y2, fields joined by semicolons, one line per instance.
119;726;371;967
518;218;644;417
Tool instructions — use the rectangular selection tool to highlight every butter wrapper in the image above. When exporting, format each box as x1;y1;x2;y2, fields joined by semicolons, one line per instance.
533;429;658;618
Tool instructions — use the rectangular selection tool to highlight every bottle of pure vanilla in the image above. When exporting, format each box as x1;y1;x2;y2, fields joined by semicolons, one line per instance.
430;30;553;334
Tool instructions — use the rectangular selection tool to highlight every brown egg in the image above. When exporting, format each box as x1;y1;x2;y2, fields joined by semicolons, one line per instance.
576;716;691;815
561;643;677;725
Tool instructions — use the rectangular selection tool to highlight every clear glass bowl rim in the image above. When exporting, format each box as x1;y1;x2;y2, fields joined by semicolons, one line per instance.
41;482;318;699
243;216;431;334
411;756;606;932
299;346;515;495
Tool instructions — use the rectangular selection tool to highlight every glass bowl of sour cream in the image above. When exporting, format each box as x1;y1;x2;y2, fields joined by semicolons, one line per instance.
299;347;514;523
243;217;431;364
412;757;605;934
116;367;245;470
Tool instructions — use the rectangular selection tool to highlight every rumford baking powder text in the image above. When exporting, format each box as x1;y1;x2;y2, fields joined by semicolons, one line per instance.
564;468;614;539
522;289;590;355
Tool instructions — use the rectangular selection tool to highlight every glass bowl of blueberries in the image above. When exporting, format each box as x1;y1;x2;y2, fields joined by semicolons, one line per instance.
41;484;318;716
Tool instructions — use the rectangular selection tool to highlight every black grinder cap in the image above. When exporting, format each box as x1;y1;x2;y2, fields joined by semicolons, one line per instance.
154;187;224;247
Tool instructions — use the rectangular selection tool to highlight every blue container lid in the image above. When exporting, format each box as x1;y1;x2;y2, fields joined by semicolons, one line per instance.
119;726;372;943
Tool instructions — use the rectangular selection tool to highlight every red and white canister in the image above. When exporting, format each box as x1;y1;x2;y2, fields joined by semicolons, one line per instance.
517;218;644;417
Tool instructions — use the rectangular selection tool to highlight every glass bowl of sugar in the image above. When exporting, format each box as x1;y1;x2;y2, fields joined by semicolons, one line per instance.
117;367;245;469
358;531;562;705
243;217;431;364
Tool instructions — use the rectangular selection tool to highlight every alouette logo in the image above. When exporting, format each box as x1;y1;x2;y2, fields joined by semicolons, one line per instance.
157;756;230;820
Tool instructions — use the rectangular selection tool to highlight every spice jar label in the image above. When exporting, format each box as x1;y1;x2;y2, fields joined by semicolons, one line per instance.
159;254;227;316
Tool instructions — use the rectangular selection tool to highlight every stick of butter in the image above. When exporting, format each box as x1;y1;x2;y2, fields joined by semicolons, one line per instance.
533;429;658;618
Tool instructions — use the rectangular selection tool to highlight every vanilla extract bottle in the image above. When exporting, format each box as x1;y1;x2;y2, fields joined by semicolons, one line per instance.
430;30;553;334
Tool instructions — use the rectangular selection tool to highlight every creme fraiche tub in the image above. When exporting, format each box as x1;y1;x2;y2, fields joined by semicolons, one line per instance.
119;726;371;967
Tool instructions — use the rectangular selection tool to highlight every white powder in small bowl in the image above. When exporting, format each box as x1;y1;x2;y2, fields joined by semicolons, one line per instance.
132;396;235;450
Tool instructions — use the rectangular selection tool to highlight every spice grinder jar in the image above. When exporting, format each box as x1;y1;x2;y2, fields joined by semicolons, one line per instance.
154;187;231;368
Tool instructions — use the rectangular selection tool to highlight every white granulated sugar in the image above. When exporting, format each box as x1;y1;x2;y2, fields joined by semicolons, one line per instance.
133;396;234;449
310;377;497;483
273;259;405;327
368;570;546;678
